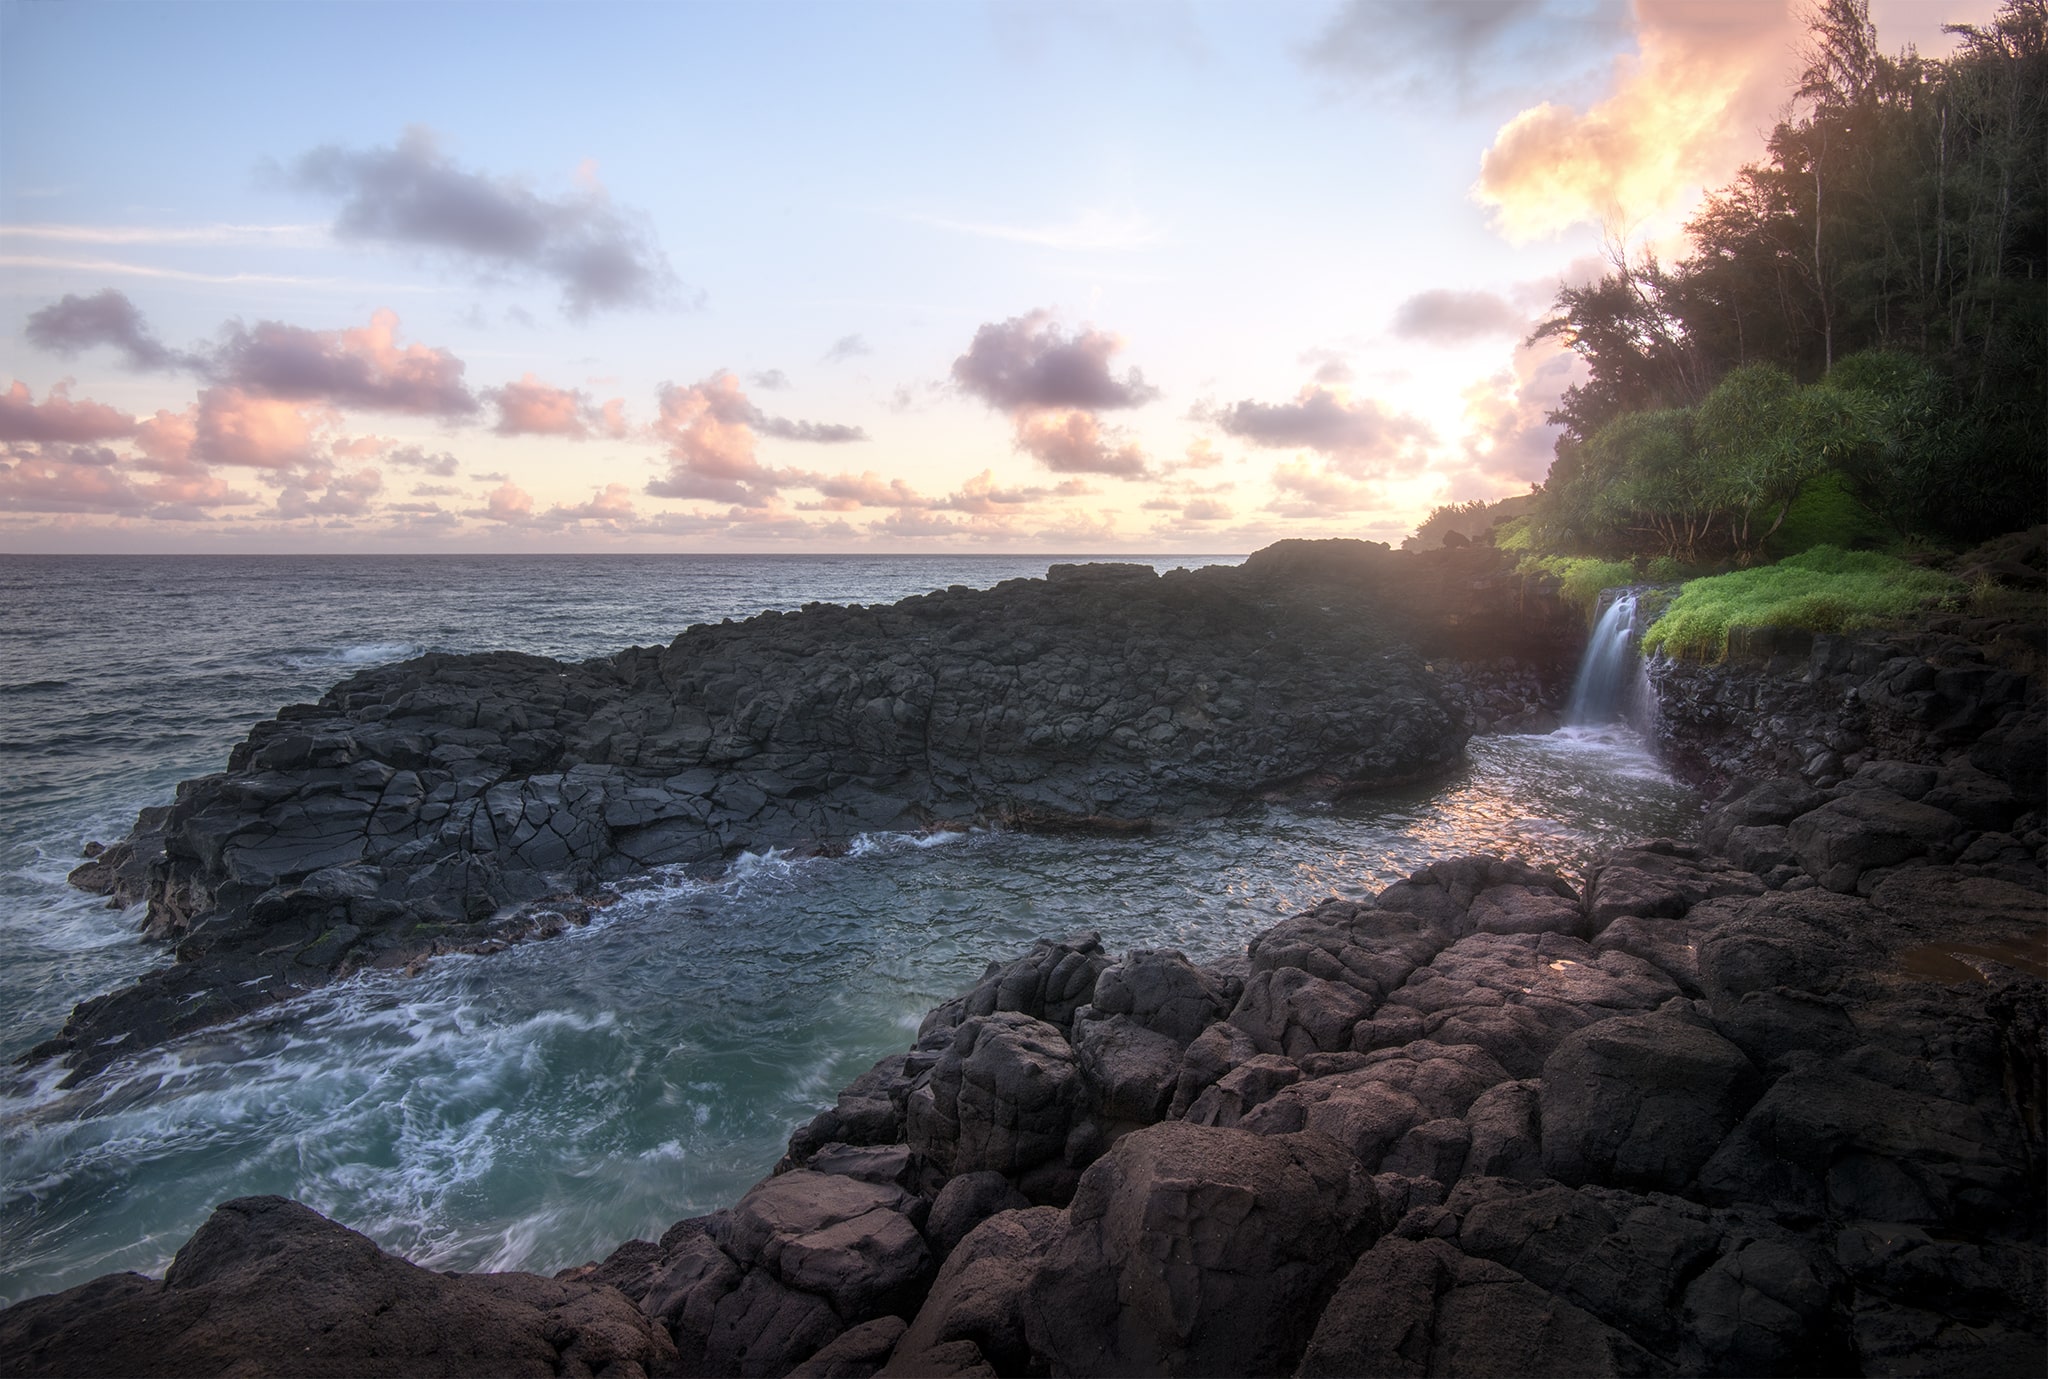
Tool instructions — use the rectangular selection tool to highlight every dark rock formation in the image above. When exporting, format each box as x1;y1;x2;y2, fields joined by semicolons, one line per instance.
41;549;1558;1084
10;552;2041;1376
12;759;2046;1374
0;1195;678;1378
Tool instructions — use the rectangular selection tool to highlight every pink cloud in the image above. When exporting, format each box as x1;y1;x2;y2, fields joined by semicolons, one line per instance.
490;372;623;438
218;308;476;415
193;387;326;470
1013;409;1148;477
134;406;198;466
484;480;535;522
0;380;136;444
648;372;778;502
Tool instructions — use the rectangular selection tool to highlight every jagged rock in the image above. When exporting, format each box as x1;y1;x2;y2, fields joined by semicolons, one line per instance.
0;1196;678;1378
709;1170;930;1321
1082;947;1236;1045
923;1173;1031;1260
904;1011;1081;1181
1582;841;1765;932
1018;1122;1381;1376
1788;787;1968;893
1540;1011;1763;1192
1239;1041;1509;1169
1298;1234;1667;1377
1368;931;1680;1077
917;934;1110;1042
785;1316;907;1379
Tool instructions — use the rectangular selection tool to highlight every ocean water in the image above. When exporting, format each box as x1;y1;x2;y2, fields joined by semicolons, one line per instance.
0;554;1698;1304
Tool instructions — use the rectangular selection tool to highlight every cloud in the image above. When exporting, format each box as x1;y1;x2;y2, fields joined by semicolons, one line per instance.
647;372;777;503
216;308;476;415
277;466;383;519
25;289;198;371
384;445;460;476
755;415;866;444
0;380;136;443
1297;348;1356;385
1212;386;1433;463
291;126;679;316
193;387;325;469
911;209;1160;252
1474;1;1798;239
1307;0;1626;106
647;372;866;503
1265;460;1385;517
1013;409;1148;477
544;482;637;524
1391;289;1527;343
822;334;871;364
953;310;1158;411
486;373;626;438
750;368;790;391
1448;336;1585;494
0;438;255;516
801;470;925;511
482;480;536;523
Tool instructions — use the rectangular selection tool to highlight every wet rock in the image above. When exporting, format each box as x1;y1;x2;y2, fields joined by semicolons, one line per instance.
0;1196;678;1379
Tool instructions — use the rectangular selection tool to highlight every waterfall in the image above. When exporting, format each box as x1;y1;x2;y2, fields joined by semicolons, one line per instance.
1564;590;1653;729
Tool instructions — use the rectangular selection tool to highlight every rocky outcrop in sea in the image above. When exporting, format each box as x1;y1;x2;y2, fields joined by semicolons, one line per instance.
34;544;1570;1083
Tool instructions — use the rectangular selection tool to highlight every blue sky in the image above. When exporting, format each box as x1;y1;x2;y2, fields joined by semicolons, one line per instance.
0;0;1994;552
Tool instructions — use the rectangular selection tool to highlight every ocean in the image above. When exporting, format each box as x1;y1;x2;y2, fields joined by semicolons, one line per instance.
0;554;1697;1304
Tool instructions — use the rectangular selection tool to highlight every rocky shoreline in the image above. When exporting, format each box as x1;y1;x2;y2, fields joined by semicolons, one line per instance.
30;542;1572;1084
5;542;2044;1377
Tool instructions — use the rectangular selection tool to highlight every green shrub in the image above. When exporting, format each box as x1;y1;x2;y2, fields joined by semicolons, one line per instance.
1493;515;1535;551
1766;471;1889;557
1521;555;1637;618
1641;546;1962;660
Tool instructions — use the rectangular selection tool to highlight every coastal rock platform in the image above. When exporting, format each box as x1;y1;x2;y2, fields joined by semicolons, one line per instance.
9;756;2044;1376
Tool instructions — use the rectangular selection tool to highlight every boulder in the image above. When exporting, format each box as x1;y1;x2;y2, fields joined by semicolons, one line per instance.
1540;1011;1763;1192
905;1011;1081;1179
1019;1122;1381;1376
1298;1235;1665;1378
1787;788;1967;893
0;1196;678;1379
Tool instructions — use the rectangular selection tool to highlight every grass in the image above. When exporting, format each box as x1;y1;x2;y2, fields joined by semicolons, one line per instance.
1520;555;1638;617
1640;546;1963;660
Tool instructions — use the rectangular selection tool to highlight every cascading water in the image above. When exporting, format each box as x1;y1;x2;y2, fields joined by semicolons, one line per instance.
1564;589;1654;730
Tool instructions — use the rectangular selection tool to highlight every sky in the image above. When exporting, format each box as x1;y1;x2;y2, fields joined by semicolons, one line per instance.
0;0;1998;554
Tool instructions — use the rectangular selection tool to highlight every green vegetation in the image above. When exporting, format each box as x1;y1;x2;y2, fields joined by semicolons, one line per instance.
1639;547;1962;660
1525;0;2044;559
1519;556;1638;616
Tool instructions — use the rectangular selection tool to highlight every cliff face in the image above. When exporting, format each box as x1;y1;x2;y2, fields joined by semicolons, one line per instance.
43;547;1574;1084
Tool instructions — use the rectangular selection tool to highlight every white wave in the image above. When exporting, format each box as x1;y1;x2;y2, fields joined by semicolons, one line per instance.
846;827;974;858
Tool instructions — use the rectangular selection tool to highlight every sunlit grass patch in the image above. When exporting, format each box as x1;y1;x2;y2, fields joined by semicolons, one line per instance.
1641;546;1962;660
